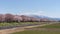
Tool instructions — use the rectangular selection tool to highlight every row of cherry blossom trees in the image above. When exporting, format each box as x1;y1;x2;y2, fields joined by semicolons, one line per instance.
0;13;58;23
0;14;41;23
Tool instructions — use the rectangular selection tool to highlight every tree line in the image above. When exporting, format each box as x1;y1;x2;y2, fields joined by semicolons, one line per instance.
0;14;41;23
0;14;58;23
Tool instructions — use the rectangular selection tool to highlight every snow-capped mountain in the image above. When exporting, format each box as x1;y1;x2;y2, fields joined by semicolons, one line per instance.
26;15;60;21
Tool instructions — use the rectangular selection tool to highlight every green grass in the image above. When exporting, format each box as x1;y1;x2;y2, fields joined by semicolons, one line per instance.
12;30;60;34
0;22;57;26
0;22;21;26
36;23;60;28
0;22;42;26
0;22;59;27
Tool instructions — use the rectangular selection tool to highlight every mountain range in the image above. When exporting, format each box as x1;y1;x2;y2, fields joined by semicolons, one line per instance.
26;15;60;21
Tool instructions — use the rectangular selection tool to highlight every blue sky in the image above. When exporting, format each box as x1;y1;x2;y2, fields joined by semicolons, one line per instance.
0;0;60;18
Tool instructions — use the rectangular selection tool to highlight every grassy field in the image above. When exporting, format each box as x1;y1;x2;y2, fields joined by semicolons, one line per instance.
36;23;60;28
0;22;40;26
12;22;60;34
0;22;49;26
0;22;21;26
12;30;60;34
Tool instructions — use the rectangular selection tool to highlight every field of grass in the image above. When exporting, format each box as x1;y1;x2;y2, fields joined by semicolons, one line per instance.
36;23;60;28
0;22;58;26
0;22;42;26
12;22;60;34
0;22;49;26
12;30;60;34
0;22;21;26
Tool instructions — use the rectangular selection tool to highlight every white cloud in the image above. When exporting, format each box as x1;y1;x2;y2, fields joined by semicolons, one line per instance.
19;10;44;15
